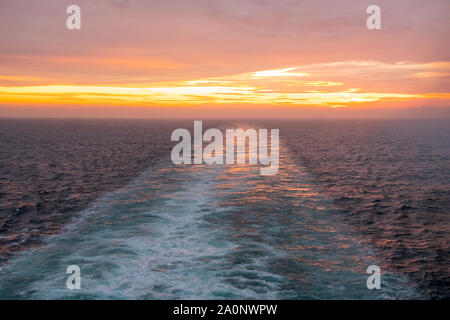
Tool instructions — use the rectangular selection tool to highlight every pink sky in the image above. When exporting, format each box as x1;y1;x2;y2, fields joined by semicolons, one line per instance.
0;0;449;118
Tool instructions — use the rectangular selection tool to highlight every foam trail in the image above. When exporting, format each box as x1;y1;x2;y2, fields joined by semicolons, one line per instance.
0;162;286;299
0;135;421;299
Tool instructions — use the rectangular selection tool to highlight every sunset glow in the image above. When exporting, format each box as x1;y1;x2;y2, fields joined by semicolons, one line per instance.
1;61;449;108
0;0;449;117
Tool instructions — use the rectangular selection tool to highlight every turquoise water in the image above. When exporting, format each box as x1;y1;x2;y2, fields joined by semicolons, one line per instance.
0;139;421;299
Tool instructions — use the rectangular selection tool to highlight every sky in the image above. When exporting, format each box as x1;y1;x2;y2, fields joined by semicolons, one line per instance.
0;0;449;118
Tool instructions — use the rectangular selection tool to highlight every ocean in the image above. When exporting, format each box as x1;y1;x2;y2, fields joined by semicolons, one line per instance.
0;118;448;299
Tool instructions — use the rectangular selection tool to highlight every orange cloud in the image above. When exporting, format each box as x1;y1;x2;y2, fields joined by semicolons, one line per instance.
0;61;449;109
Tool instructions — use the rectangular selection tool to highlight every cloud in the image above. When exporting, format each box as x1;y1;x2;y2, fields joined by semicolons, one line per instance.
1;60;448;108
